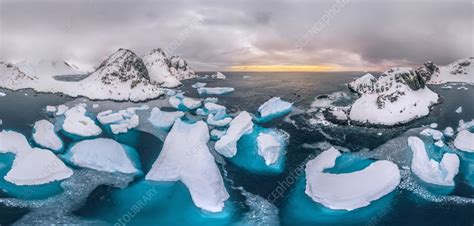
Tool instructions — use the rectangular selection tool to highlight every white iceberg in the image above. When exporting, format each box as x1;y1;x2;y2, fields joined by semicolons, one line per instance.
56;105;69;116
453;130;474;153
46;105;57;113
257;133;282;166
455;107;463;114
192;82;207;88
32;120;63;151
0;130;32;154
419;128;443;140
408;136;460;186
204;102;226;114
62;105;102;137
443;127;455;137
182;97;202;109
305;147;401;210
457;119;474;132
169;95;201;110
0;91;6;97
210;129;226;140
148;107;185;130
207;113;232;127
210;72;226;79
5;148;73;186
68;138;139;174
204;97;219;103
146;119;230;212
97;108;141;134
215;111;254;158
258;97;292;121
197;87;234;95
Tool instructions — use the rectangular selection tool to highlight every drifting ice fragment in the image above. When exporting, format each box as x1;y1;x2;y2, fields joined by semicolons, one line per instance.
148;107;185;130
197;87;234;95
454;130;474;153
32;120;63;152
215;111;254;158
62;105;102;138
257;97;292;122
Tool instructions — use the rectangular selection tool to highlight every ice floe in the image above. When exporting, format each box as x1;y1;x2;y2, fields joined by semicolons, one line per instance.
65;138;139;174
443;127;455;137
407;136;459;186
305;147;401;210
148;107;184;130
420;128;443;140
145;119;229;212
32;120;63;152
96;107;145;134
5;148;73;186
169;95;201;110
192;82;207;88
453;130;474;153
197;87;234;95
455;106;463;114
257;97;292;122
0;130;32;154
62;105;102;138
215;111;254;158
257;132;282;165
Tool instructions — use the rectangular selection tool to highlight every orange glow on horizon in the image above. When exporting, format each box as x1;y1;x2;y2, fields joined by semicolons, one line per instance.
227;65;340;72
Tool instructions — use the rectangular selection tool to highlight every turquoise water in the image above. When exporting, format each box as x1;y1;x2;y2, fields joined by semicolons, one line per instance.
0;72;473;225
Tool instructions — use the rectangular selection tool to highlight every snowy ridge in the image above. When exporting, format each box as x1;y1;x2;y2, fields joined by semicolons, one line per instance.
143;49;182;88
428;57;474;84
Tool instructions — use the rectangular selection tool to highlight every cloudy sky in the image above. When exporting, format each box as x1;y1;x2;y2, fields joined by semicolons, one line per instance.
0;0;472;71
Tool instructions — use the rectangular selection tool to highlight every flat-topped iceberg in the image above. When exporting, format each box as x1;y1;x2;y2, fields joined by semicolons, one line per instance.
453;130;474;153
145;119;229;213
62;105;102;138
215;111;254;158
305;147;400;210
5;148;73;186
168;95;201;110
257;97;292;122
148;107;185;130
0;130;32;154
32;120;63;152
97;107;142;134
197;87;234;95
408;136;460;186
65;138;139;174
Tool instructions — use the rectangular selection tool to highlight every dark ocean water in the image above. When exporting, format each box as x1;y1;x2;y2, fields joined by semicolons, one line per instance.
0;72;473;225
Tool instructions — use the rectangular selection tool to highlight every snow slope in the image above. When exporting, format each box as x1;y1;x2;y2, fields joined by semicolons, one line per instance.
428;58;474;84
143;49;182;88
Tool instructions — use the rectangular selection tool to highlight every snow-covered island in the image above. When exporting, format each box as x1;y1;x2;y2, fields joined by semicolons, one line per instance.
0;48;196;101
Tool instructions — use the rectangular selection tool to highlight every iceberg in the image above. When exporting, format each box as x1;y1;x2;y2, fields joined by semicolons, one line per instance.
0;91;5;96
455;107;463;114
97;108;141;134
192;82;207;88
419;128;443;140
207;113;232;127
205;71;226;79
45;105;56;113
197;87;234;95
65;138;139;174
56;104;69;116
5;148;73;186
145;119;229;212
443;127;455;137
210;129;226;140
148;107;185;130
257;97;292;122
257;132;282;166
453;130;474;153
215;111;254;158
204;97;219;103
407;136;460;186
32;120;63;152
204;102;226;114
0;130;32;154
305;147;401;210
169;95;202;110
62;105;102;138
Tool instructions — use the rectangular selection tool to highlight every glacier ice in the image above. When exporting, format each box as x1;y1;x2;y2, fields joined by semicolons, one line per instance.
257;97;292;122
215;111;253;158
305;147;401;210
65;138;140;174
32;120;63;152
148;107;185;130
145;119;229;212
453;130;474;153
407;136;460;186
62;105;102;138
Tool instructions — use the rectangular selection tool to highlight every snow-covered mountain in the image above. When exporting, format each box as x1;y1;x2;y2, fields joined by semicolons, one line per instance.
0;49;163;101
168;56;197;80
143;49;182;88
349;67;439;126
15;60;87;78
427;57;474;84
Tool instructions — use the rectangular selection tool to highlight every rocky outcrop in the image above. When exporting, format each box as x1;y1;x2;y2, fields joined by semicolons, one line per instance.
169;56;197;80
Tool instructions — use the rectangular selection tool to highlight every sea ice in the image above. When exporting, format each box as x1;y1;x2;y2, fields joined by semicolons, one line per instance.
66;138;139;174
192;82;207;88
430;123;438;128
46;105;56;113
32;120;63;151
305;147;401;210
169;95;201;110
148;107;185;130
56;105;69;116
453;130;474;153
207;113;232;127
210;129;226;140
420;128;443;140
257;133;282;165
408;136;460;186
443;127;455;137
455;107;463;114
204;102;226;114
215;111;254;158
197;87;234;95
62;105;102;137
5;148;73;186
257;97;292;122
145;119;230;212
0;130;32;154
97;108;140;134
204;97;219;103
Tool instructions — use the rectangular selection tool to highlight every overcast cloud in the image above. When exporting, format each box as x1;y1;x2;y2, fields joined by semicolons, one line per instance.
0;0;472;71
